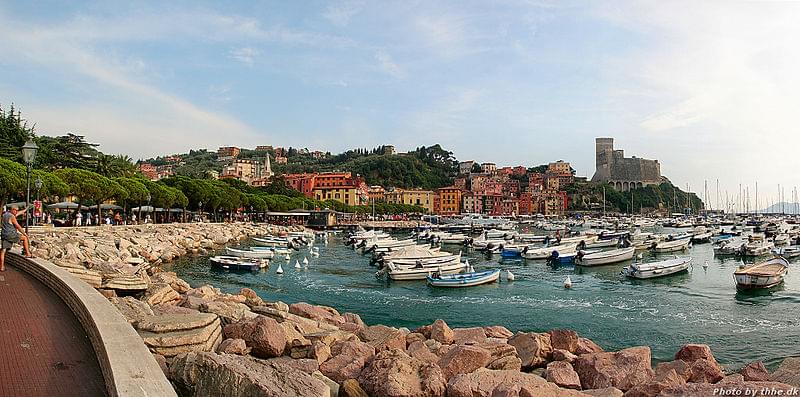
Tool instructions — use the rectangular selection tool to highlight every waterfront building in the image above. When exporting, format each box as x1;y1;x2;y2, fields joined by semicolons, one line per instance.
284;173;317;197
367;186;386;202
385;188;435;213
437;187;462;215
481;162;497;174
461;192;482;214
591;137;662;191
217;146;241;159
313;184;366;206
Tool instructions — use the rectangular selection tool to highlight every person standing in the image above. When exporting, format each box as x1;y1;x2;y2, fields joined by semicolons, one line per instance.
1;205;33;271
75;211;83;227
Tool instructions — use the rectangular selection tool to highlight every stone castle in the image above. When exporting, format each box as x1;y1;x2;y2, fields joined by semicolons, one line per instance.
591;137;662;191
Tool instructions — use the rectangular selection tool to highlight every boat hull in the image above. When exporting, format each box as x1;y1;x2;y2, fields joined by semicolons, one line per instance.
622;258;692;279
427;270;500;287
577;247;635;266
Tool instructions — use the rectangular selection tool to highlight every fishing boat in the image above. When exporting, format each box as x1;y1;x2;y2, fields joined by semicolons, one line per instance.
773;246;800;259
713;241;744;256
427;269;501;287
225;247;275;259
653;239;691;253
251;246;292;256
383;260;467;280
734;256;789;289
381;253;462;268
210;256;263;271
742;240;775;257
521;243;578;260
691;232;713;243
577;247;635;266
621;257;692;279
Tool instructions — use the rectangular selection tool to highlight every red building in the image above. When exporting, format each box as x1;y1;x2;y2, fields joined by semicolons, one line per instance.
138;163;157;180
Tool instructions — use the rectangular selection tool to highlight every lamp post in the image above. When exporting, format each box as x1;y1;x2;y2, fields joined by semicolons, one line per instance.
21;140;38;235
34;177;43;226
198;201;203;223
146;194;152;224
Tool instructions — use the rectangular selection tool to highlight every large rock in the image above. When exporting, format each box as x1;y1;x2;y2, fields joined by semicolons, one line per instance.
572;346;654;391
320;340;375;383
151;271;191;293
654;360;692;383
659;381;796;397
430;319;454;345
408;341;441;365
507;332;552;369
452;327;487;345
581;387;623;397
217;338;250;355
137;313;222;357
357;349;446;397
289;302;345;325
446;368;585;397
487;356;522;371
358;325;407;352
223;316;287;358
340;379;369;397
546;361;582;390
771;357;800;386
437;345;492;381
200;300;249;325
549;329;579;353
576;338;604;355
739;361;770;382
688;358;724;383
483;326;513;339
169;352;330;397
673;344;720;367
109;296;154;325
141;283;181;306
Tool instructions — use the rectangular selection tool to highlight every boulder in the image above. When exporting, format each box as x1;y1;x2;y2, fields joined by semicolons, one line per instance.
169;352;330;397
688;358;724;383
446;368;585;397
483;326;513;339
507;332;552;369
186;285;220;300
430;319;454;345
407;341;441;365
553;349;579;363
312;371;340;397
546;360;582;390
109;296;154;325
771;357;800;386
487;356;522;371
739;361;770;382
200;300;249;325
357;349;446;397
576;337;604;355
452;327;487;345
414;324;432;339
263;357;320;375
320;340;375;383
549;329;579;353
673;344;720;368
572;346;654;391
217;338;250;355
137;313;222;357
103;274;149;291
654;360;692;383
623;368;685;397
406;332;427;347
239;287;264;307
340;379;369;397
141;283;181;306
223;316;287;358
581;387;623;397
152;303;200;316
358;325;407;352
310;340;331;364
151;271;191;293
289;302;345;325
437;345;493;380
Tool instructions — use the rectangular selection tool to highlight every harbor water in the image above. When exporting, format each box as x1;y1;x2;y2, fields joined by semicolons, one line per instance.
165;229;800;370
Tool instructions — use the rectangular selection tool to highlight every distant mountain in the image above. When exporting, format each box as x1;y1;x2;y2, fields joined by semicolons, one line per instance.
759;202;800;214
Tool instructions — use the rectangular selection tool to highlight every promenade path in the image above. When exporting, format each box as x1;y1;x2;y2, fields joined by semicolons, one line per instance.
0;264;106;396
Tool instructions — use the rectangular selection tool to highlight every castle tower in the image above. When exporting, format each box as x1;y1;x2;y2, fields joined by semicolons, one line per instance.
592;137;614;182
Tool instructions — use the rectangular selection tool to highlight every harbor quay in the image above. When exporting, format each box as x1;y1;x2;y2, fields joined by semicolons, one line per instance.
3;221;798;396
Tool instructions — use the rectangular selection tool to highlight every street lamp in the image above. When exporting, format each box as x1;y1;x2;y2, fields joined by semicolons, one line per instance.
146;194;152;224
198;201;203;223
34;177;43;226
21;139;38;235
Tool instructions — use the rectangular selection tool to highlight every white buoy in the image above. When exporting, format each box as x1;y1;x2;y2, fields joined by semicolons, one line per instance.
294;260;301;269
564;276;572;289
506;270;515;281
703;260;708;269
276;263;284;274
285;253;291;261
303;257;309;265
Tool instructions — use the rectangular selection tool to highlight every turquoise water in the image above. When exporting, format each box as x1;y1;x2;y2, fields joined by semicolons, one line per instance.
165;229;800;370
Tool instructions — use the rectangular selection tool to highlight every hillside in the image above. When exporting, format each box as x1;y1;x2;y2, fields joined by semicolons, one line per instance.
566;179;704;214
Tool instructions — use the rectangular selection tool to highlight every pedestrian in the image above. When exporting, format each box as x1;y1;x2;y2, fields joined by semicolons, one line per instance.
114;213;121;225
75;211;83;226
1;205;33;271
131;213;137;224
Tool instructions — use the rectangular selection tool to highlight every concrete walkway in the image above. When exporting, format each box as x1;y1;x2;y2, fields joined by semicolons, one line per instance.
0;265;106;396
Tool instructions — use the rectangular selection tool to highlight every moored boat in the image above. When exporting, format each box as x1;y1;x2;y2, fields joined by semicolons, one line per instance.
427;269;501;287
384;260;467;280
653;238;691;253
621;257;692;279
576;247;635;266
225;247;275;259
734;256;789;289
210;256;263;271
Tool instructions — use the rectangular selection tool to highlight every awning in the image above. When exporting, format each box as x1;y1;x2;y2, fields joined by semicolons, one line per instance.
47;201;89;210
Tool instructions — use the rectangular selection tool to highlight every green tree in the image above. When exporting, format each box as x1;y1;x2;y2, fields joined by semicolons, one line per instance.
114;177;149;215
0;157;26;207
32;170;69;200
0;104;34;162
54;168;127;219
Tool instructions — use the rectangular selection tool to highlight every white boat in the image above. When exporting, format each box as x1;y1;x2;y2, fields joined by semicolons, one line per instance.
743;240;775;257
210;256;264;271
427;269;500;288
383;253;462;268
734;256;789;289
251;246;292;256
584;238;619;249
225;247;275;259
521;243;578;260
773;246;800;259
774;234;791;246
714;241;743;256
577;247;636;266
653;239;691;253
691;232;713;243
621;257;692;279
385;261;467;280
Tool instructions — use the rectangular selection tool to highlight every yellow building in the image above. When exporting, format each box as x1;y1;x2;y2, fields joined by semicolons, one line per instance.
547;160;572;175
313;186;361;206
437;187;462;215
385;189;435;213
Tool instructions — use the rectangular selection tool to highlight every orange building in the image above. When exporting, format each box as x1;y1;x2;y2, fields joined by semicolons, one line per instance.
437;187;462;215
217;146;241;158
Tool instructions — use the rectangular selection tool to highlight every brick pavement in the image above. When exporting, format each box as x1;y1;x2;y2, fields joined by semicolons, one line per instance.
0;265;106;396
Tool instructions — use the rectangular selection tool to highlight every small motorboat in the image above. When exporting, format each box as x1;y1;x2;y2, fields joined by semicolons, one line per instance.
427;269;501;287
576;247;636;266
210;256;263;271
743;240;775;257
621;257;692;279
653;239;691;253
521;243;578;260
225;247;275;259
691;232;713;243
773;246;800;259
734;256;789;289
714;241;744;256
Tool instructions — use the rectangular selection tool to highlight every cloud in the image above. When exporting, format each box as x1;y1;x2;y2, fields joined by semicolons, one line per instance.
374;50;404;78
323;1;364;27
229;47;259;66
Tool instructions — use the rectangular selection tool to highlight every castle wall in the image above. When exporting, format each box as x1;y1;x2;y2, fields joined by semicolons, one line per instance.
592;137;662;190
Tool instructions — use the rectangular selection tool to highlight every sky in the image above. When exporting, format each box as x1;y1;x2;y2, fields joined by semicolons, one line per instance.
2;1;800;210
